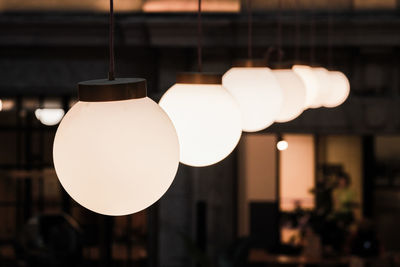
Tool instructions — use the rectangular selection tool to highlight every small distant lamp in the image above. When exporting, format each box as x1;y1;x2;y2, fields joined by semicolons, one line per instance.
277;139;288;151
323;71;350;108
35;109;65;126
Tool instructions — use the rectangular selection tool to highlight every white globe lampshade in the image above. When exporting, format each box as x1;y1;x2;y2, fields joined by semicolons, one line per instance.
223;66;283;132
159;74;242;167
309;67;331;109
35;108;65;126
292;65;319;109
272;69;306;123
323;71;350;108
53;79;180;216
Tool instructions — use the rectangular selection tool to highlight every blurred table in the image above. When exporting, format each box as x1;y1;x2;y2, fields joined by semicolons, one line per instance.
249;249;349;266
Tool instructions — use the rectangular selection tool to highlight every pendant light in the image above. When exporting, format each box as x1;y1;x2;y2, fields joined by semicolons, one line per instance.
324;71;350;108
35;108;65;126
291;1;321;110
159;0;242;167
223;0;283;132
307;2;327;109
272;0;306;123
35;99;65;126
306;13;333;109
273;69;306;122
322;9;350;108
307;1;349;109
292;64;318;109
309;66;331;108
53;0;180;216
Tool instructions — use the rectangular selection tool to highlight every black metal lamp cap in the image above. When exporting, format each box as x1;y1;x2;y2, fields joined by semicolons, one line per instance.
78;78;147;102
176;72;222;85
269;61;295;69
233;59;267;68
291;61;323;68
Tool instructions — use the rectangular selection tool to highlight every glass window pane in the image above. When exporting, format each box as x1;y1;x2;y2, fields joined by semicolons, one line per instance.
0;0;397;12
280;134;315;211
143;0;240;12
354;0;397;10
0;0;142;12
253;0;397;10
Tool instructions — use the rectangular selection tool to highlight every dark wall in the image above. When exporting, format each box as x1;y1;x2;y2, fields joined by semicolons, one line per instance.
1;11;400;267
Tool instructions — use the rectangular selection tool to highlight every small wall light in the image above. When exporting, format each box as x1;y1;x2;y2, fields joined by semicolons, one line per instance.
277;140;289;151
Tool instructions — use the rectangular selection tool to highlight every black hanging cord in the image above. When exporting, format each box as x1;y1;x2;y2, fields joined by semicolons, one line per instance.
108;0;115;80
277;0;283;64
197;0;203;72
247;0;253;59
328;9;333;68
295;0;300;62
309;3;316;65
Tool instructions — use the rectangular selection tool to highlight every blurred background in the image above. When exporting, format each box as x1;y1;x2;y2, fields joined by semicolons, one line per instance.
1;0;400;266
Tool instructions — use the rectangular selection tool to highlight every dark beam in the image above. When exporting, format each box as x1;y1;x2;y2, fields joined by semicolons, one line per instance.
1;12;400;47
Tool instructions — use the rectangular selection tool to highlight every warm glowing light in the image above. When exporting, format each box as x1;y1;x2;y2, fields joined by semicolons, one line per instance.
310;67;331;109
143;0;240;12
0;0;142;12
53;98;180;216
273;69;306;123
159;83;242;167
277;140;289;151
280;134;315;211
323;71;350;108
0;99;15;111
292;65;319;109
35;108;65;126
223;67;283;132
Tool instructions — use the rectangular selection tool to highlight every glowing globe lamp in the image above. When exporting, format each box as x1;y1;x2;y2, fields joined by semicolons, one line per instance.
159;73;242;167
35;108;65;126
309;67;331;109
272;69;306;123
323;71;350;108
292;65;319;109
53;78;180;216
223;60;283;132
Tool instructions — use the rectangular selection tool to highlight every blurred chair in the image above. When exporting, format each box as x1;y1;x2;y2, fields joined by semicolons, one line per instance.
218;238;254;267
15;213;82;267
